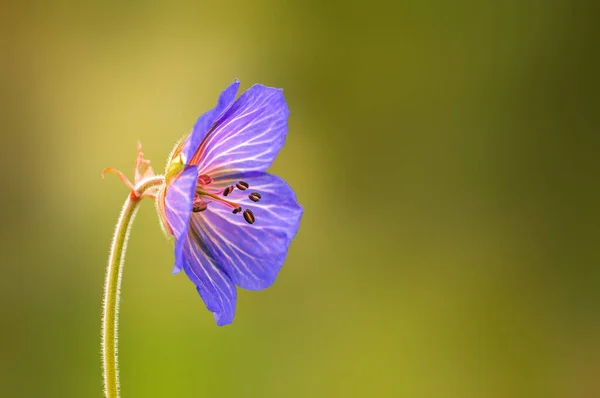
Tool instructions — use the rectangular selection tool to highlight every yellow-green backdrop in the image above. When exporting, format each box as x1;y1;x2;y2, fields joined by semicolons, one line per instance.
1;1;599;397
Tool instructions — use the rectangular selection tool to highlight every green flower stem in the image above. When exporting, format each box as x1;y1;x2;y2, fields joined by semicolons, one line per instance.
102;175;165;398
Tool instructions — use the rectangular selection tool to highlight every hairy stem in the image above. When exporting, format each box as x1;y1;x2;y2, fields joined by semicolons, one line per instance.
102;175;165;398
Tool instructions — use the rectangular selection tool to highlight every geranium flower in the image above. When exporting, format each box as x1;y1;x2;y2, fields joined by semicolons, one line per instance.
156;79;303;326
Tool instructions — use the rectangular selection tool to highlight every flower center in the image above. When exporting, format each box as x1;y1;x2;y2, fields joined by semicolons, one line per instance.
192;174;261;224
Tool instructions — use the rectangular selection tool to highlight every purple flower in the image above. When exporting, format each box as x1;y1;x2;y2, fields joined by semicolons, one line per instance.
157;79;303;326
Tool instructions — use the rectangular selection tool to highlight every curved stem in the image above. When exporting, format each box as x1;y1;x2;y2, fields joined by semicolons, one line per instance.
102;175;165;398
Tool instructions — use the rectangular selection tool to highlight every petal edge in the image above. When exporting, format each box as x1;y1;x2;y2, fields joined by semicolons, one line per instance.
196;84;290;178
182;79;240;164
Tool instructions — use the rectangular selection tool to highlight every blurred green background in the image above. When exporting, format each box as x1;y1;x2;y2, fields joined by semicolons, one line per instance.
1;0;599;397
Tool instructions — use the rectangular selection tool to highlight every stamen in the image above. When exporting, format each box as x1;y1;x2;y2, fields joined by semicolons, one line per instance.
196;190;240;209
193;204;208;212
236;181;249;190
243;209;255;224
192;196;208;212
248;192;262;202
193;180;251;214
198;174;213;185
223;186;234;196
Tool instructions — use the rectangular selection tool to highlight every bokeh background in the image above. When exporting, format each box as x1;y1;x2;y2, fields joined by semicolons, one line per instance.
1;1;599;397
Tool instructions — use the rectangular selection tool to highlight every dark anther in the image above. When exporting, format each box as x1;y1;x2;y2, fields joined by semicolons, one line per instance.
232;206;242;214
236;181;249;190
243;209;255;224
223;185;234;196
248;192;262;202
